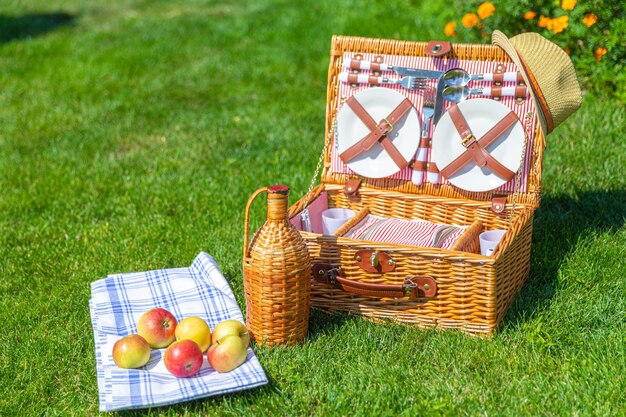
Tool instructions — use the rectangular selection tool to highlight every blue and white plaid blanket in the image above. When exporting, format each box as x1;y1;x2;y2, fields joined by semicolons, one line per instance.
89;252;268;412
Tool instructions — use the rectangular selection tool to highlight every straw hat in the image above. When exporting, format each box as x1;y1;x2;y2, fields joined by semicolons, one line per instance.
492;30;582;135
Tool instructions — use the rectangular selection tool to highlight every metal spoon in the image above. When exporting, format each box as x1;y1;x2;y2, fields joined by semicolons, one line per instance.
442;68;524;87
443;85;528;103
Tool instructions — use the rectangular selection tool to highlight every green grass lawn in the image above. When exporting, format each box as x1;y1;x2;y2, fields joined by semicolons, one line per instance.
1;1;625;415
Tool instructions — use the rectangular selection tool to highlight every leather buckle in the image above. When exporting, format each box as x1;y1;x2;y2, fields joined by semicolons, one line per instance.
377;117;393;134
354;250;396;273
344;179;362;202
403;276;438;298
491;195;507;214
461;133;476;147
403;277;418;297
312;263;341;285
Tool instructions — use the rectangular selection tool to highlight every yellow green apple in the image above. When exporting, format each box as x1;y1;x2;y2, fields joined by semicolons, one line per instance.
112;334;151;369
210;319;249;349
175;316;212;352
207;335;248;373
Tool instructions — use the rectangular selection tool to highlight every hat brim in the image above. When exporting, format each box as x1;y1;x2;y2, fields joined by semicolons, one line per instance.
492;30;548;136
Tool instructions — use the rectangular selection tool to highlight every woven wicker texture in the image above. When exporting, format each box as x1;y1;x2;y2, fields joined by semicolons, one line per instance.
243;187;311;346
289;184;535;336
285;36;545;336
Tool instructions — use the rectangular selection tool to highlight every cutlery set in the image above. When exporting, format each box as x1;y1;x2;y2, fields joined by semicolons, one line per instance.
340;58;528;101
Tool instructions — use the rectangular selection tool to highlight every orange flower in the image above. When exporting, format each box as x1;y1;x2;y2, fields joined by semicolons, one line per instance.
477;2;495;19
563;47;570;55
552;15;569;34
582;13;598;27
444;21;457;37
595;47;607;61
538;16;553;29
524;11;537;20
462;13;479;28
561;0;576;10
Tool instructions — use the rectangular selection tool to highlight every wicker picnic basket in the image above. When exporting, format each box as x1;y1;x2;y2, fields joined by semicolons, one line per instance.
283;35;548;337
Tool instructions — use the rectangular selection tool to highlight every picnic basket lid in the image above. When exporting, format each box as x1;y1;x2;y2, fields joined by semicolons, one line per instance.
320;35;546;209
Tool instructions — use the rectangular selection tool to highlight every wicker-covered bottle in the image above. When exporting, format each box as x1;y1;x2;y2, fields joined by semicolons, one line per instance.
242;185;311;346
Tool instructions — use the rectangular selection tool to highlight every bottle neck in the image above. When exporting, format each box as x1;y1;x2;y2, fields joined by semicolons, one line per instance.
266;192;289;220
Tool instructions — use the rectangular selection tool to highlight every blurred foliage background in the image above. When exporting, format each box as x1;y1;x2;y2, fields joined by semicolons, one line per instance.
439;0;625;100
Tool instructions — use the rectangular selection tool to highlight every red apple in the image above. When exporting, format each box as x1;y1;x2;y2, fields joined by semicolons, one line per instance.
112;334;151;369
210;319;249;349
163;339;204;378
207;335;248;373
137;308;177;348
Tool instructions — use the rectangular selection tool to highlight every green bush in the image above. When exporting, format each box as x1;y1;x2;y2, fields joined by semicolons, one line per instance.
440;0;625;101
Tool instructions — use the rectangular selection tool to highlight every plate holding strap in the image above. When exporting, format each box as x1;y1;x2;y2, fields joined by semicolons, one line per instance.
339;96;413;170
440;104;519;182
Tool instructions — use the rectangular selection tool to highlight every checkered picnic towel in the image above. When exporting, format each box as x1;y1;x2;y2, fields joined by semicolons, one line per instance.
89;252;268;412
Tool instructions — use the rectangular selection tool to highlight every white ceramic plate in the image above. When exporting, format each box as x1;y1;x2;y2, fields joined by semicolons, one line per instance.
337;87;420;178
431;98;524;192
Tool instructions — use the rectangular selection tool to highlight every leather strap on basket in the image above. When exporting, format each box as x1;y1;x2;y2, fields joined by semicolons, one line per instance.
334;275;436;299
491;195;507;214
425;41;451;57
344;178;362;201
312;263;437;299
440;104;518;181
339;96;413;170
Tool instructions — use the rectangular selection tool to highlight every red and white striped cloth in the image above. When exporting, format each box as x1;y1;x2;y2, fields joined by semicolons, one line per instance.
344;214;468;249
331;52;537;193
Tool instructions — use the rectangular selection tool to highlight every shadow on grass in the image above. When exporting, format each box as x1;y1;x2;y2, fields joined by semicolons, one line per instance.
306;308;354;342
502;189;626;326
0;12;75;43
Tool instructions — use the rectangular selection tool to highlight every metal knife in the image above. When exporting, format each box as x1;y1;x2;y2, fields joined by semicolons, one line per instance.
343;59;443;80
393;66;444;80
432;75;446;126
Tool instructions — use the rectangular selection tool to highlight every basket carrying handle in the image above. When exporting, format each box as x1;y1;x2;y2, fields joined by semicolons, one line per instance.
312;263;437;299
243;187;268;258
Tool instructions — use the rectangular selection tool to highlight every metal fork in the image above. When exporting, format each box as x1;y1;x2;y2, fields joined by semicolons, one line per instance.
338;72;428;91
388;75;428;91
